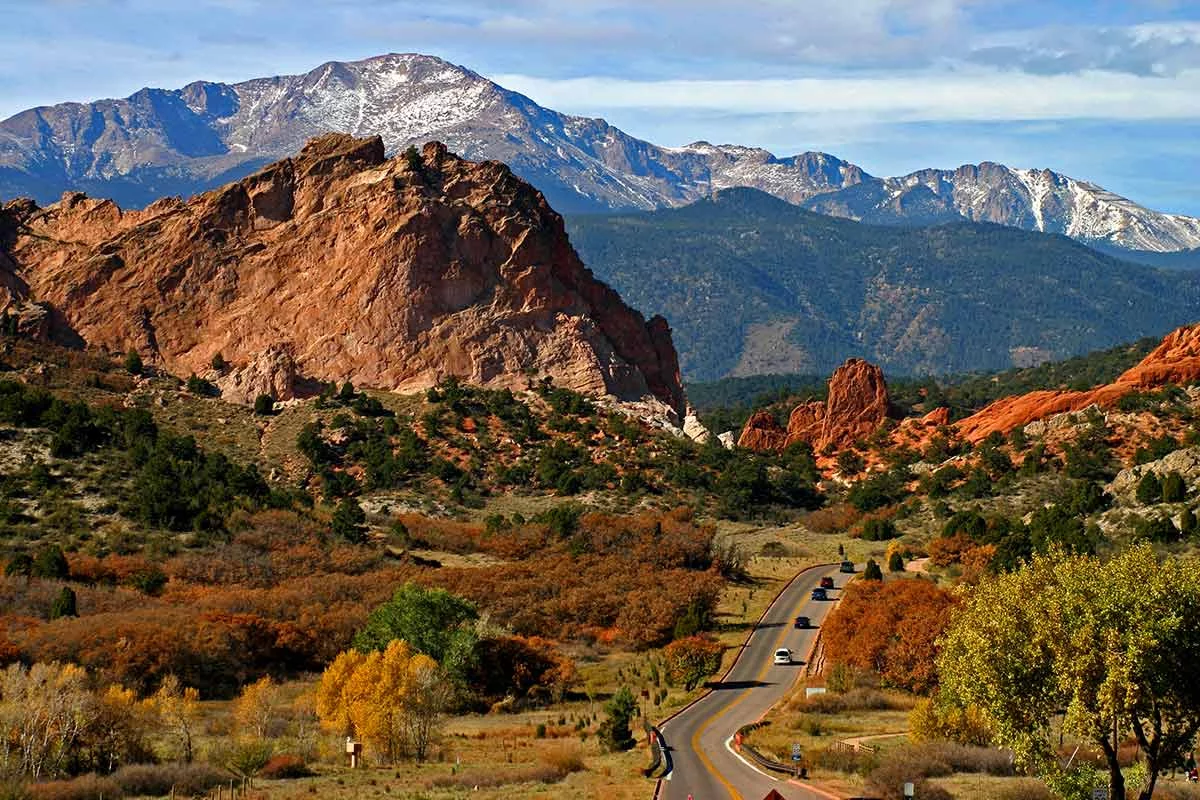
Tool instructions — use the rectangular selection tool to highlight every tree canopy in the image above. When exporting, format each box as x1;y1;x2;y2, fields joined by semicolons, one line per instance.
353;584;478;682
939;545;1200;800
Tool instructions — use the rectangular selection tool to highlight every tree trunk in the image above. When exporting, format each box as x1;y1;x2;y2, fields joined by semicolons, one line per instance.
1109;760;1126;800
1140;773;1158;800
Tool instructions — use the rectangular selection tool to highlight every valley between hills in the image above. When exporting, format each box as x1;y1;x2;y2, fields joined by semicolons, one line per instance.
4;56;1200;800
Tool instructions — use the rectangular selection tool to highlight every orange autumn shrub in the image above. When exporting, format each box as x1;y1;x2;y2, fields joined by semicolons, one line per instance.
822;579;958;694
927;532;978;567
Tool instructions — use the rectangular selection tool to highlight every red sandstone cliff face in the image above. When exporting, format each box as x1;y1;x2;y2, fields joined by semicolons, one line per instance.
1117;324;1200;388
953;322;1200;442
738;357;891;454
0;135;685;412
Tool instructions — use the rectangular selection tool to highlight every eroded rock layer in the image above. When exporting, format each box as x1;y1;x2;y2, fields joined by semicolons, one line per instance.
955;322;1200;442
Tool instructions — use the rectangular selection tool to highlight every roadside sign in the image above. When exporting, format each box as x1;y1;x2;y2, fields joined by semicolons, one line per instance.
1092;788;1108;800
791;743;802;761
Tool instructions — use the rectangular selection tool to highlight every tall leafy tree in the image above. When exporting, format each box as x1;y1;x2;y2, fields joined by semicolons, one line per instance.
663;635;724;691
353;584;478;682
939;545;1200;800
316;641;446;763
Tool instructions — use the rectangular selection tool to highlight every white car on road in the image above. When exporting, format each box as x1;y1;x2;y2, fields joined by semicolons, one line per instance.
773;647;792;665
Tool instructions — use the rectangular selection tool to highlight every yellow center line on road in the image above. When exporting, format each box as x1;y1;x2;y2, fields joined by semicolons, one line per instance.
688;571;828;800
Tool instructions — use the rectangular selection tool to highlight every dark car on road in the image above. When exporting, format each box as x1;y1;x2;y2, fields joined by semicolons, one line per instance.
811;587;828;601
819;576;835;590
794;615;810;629
839;560;856;573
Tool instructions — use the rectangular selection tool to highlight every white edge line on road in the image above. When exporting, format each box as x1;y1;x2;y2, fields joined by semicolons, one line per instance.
725;735;778;782
650;563;836;800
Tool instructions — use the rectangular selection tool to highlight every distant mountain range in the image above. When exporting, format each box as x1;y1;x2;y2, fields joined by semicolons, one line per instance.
566;189;1200;381
3;53;1200;253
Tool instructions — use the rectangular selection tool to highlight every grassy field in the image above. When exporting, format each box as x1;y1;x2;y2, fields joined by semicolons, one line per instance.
177;519;864;800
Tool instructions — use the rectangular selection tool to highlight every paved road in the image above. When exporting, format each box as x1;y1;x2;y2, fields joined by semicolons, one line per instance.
658;562;849;800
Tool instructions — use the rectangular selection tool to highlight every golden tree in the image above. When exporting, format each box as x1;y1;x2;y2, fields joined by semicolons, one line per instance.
316;641;445;763
663;635;724;691
152;675;201;763
0;662;91;779
87;684;155;773
314;648;367;738
233;676;282;741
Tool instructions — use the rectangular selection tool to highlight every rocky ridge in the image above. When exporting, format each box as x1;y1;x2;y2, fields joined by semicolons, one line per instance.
954;322;1200;443
805;162;1200;253
2;52;1197;252
0;134;685;414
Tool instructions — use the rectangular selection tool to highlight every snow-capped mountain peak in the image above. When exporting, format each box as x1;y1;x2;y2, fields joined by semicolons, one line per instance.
1;52;1197;252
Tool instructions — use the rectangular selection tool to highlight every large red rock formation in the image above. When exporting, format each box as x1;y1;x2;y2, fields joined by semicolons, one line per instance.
739;357;891;454
740;325;1200;458
954;322;1200;442
0;135;684;412
814;358;890;452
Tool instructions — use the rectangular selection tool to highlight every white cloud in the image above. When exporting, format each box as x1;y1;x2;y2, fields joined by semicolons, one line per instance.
494;66;1200;123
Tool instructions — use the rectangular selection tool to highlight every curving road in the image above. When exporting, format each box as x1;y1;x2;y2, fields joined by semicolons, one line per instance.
657;562;849;800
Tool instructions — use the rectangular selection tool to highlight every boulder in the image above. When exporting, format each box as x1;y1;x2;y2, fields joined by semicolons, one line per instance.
682;413;711;444
737;410;789;451
217;343;300;404
1108;446;1200;506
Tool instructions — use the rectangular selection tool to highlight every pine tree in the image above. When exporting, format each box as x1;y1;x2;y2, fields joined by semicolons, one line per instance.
863;559;884;581
50;586;77;620
331;497;367;544
253;394;275;416
598;686;637;752
33;546;69;579
1163;472;1187;504
124;349;144;376
1181;507;1197;539
1137;472;1163;505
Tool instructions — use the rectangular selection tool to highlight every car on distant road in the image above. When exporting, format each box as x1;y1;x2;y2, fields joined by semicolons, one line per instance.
840;560;856;573
820;576;835;589
794;615;810;629
773;648;792;665
811;587;828;601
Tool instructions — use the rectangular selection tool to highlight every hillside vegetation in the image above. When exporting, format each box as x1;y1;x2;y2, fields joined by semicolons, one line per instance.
568;189;1200;381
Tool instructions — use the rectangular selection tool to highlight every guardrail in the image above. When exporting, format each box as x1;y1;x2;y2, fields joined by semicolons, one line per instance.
740;740;803;777
643;722;666;777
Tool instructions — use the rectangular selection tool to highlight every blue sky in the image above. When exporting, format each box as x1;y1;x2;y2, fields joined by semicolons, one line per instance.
4;0;1200;213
